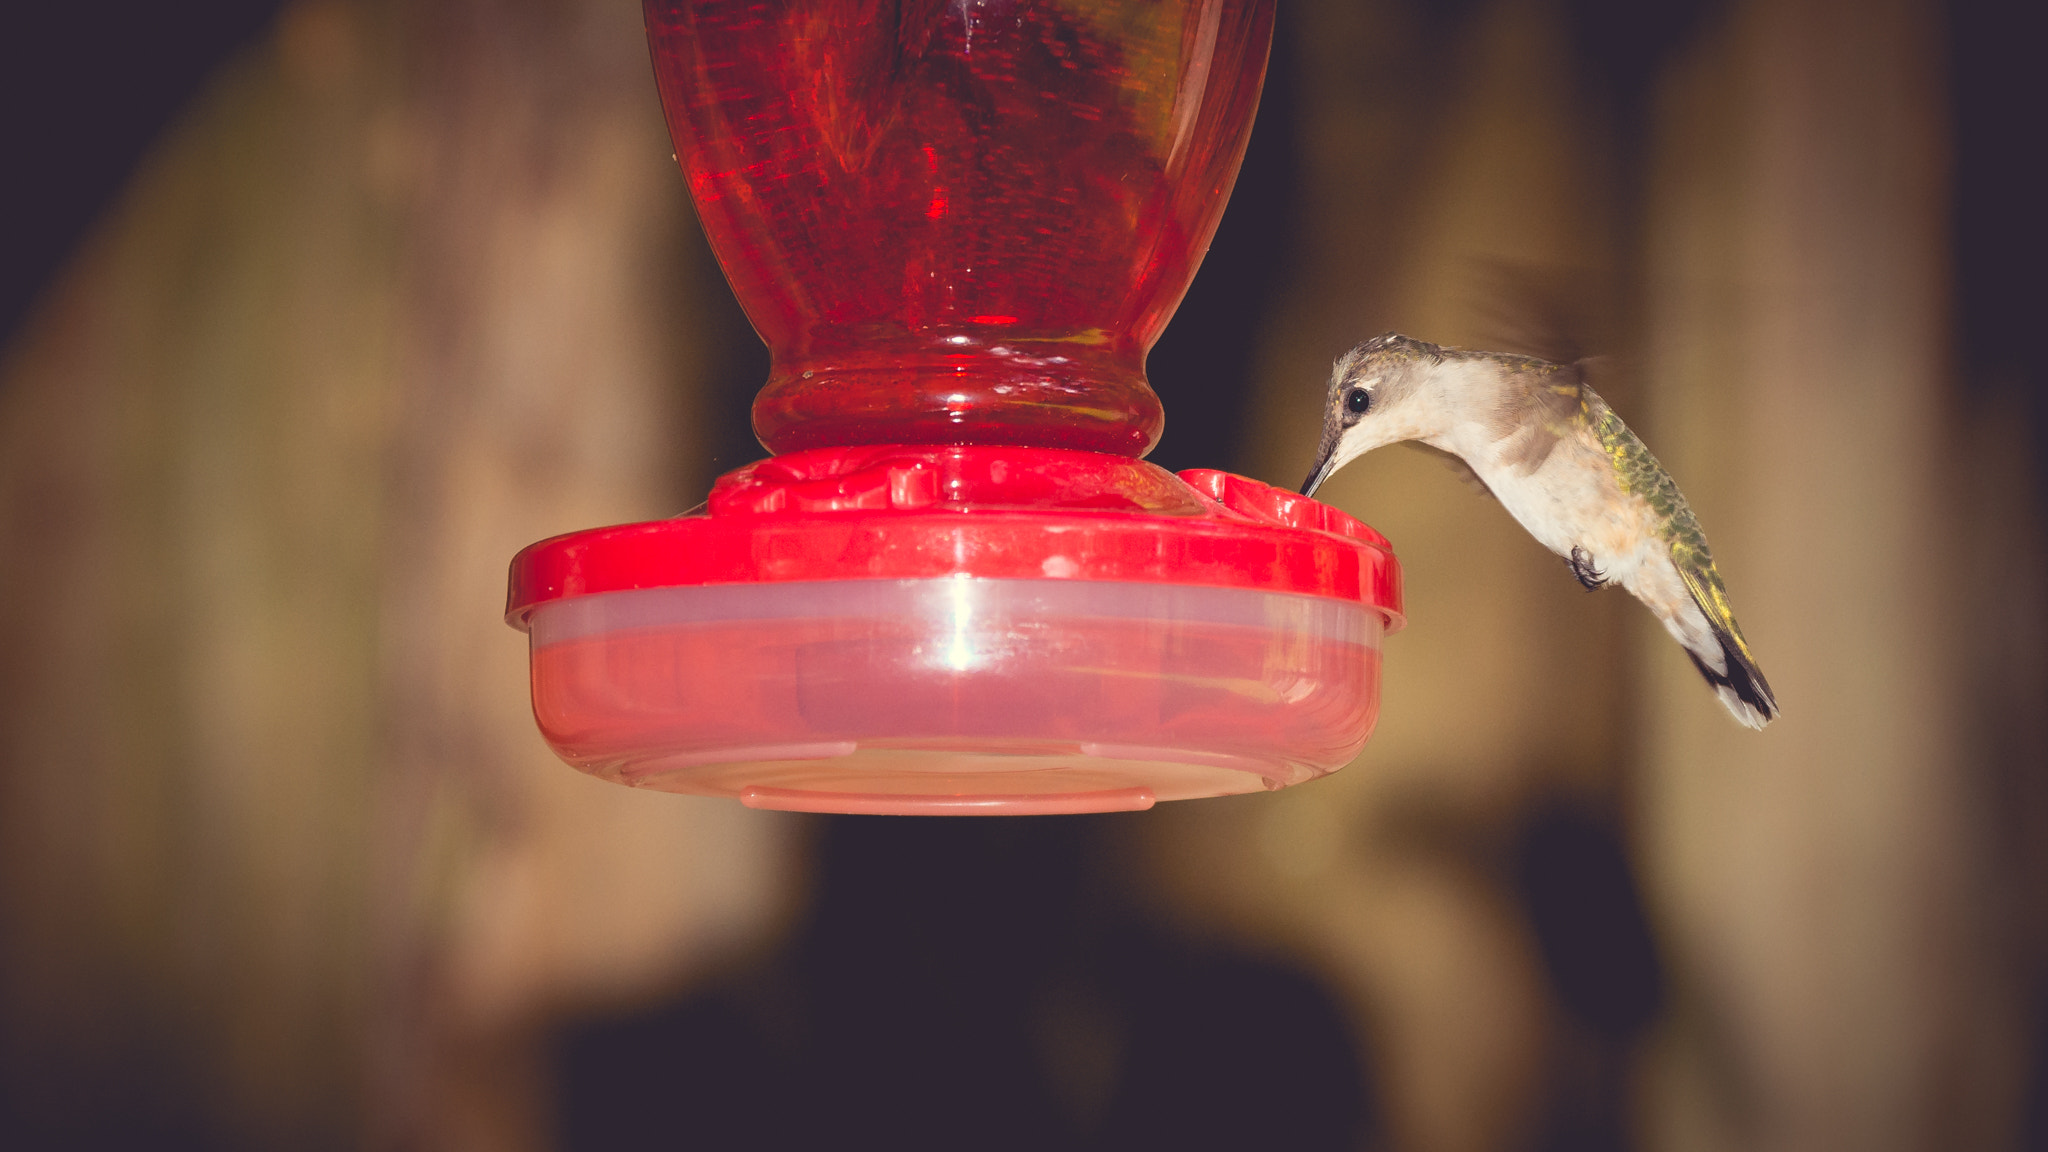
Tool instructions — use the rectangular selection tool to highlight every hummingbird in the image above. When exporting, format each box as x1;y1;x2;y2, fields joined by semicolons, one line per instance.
1300;333;1777;728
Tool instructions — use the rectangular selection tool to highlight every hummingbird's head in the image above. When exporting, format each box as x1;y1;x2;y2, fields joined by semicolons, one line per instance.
1300;333;1446;497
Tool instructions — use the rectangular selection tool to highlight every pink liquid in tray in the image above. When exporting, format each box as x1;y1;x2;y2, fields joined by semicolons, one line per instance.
528;585;1379;804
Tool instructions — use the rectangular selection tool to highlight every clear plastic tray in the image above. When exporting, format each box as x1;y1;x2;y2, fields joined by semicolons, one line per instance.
528;577;1383;814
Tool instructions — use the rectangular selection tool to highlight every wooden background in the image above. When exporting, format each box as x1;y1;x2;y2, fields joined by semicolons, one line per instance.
1;1;2042;1149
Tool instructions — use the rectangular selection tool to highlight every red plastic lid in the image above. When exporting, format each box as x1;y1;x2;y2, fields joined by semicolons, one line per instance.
505;444;1402;630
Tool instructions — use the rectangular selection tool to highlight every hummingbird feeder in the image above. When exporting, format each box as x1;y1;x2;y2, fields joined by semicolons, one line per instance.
504;0;1403;815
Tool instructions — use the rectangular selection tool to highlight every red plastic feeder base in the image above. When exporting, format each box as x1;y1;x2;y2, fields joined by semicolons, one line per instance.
507;445;1402;815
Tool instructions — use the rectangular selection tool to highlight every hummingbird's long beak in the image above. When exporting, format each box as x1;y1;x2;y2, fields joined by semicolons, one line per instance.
1301;429;1341;497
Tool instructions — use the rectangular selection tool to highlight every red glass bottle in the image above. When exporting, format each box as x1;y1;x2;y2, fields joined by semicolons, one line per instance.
643;0;1273;455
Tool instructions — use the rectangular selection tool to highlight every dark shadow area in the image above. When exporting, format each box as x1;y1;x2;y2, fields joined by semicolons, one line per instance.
2027;1001;2048;1152
1558;0;1722;140
0;1033;231;1152
554;815;1371;1152
1951;0;2048;1141
1949;0;2048;501
1516;805;1663;1040
1514;804;1665;1152
0;3;288;347
1141;3;1298;477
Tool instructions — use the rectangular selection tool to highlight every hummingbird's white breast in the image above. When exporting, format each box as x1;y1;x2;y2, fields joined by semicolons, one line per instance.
1443;417;1659;590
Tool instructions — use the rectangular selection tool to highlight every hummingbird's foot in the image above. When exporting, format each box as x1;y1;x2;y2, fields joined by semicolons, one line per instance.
1567;546;1607;591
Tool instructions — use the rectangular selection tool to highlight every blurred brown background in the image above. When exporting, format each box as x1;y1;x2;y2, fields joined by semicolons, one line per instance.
1;1;2042;1149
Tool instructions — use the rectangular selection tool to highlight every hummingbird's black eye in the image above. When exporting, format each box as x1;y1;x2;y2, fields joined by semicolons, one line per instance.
1345;387;1371;415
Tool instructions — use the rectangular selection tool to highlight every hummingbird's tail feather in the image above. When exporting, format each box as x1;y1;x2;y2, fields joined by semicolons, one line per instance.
1664;557;1778;728
1683;626;1779;730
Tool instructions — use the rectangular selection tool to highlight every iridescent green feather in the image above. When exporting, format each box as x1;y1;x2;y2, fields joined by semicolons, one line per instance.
1588;402;1760;663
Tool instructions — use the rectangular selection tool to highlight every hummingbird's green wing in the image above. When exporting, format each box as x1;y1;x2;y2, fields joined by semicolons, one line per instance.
1591;402;1779;724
